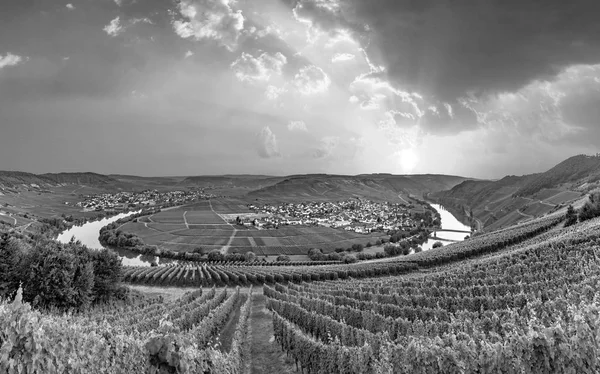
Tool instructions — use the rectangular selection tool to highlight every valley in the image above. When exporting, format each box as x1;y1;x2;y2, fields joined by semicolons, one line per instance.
2;155;600;373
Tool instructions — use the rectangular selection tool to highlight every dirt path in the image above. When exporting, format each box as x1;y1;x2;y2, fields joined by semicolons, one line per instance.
249;293;296;374
213;294;246;352
517;209;534;219
183;211;189;229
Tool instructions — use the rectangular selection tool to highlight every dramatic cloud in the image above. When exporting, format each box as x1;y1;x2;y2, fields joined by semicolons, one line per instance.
419;101;479;136
66;4;75;10
103;17;123;37
293;65;330;95
0;53;23;69
288;120;307;131
256;126;281;158
231;52;287;82
172;0;245;51
291;0;600;101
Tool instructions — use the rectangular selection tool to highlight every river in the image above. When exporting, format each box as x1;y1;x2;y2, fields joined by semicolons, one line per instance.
420;203;472;251
56;211;158;267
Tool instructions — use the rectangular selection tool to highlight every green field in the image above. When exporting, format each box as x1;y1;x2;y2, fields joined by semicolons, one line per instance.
120;199;386;256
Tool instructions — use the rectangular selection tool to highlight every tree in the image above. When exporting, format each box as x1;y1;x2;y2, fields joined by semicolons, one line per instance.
308;248;324;261
565;205;578;227
244;251;257;262
432;241;444;249
208;250;225;262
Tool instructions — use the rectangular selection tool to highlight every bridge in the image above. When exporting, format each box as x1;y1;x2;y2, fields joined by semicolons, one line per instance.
429;236;461;242
426;228;472;234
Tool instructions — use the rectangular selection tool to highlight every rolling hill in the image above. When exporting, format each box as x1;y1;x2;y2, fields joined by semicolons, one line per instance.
247;174;471;202
431;154;600;231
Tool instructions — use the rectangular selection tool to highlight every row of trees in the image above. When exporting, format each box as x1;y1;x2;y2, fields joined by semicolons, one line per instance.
0;232;124;311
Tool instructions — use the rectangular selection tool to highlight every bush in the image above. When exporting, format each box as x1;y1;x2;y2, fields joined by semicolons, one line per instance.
432;241;444;249
207;250;225;262
244;251;257;262
308;248;325;261
343;254;357;263
375;240;382;246
351;243;364;252
276;255;291;262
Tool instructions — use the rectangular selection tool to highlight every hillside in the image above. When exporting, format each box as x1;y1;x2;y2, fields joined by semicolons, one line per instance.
431;155;598;231
41;172;118;185
515;154;600;196
247;174;470;202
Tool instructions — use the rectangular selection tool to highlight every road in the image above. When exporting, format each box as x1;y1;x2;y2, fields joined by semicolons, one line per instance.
208;199;238;255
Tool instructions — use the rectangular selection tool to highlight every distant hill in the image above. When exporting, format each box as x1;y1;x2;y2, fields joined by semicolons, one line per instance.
247;174;471;202
0;171;123;191
180;175;287;190
431;154;599;231
41;172;117;185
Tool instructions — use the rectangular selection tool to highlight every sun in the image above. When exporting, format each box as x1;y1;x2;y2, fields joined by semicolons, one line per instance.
398;149;418;173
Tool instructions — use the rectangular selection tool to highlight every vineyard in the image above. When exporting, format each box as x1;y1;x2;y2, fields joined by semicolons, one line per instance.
118;214;563;288
1;286;254;373
5;209;600;372
263;217;600;373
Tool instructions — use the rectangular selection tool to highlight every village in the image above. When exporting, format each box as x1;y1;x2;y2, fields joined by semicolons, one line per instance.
73;189;216;212
245;198;422;234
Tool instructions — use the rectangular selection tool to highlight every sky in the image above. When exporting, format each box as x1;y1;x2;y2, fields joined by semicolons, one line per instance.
1;0;600;179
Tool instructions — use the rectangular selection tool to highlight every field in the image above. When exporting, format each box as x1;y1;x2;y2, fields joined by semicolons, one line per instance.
119;199;387;257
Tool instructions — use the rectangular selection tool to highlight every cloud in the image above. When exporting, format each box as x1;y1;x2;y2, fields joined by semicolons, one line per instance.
293;65;330;95
419;100;479;135
185;50;194;58
103;17;123;37
265;85;287;100
102;16;152;37
313;136;339;158
231;52;287;82
114;0;123;6
172;0;245;51
331;53;355;62
256;126;281;158
0;53;24;69
66;3;75;10
290;0;600;102
288;120;307;132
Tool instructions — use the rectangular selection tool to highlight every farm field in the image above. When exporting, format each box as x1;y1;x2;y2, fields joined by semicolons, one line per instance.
119;199;387;256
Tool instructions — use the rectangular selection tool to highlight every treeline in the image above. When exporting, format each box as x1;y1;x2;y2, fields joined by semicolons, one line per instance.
565;192;600;226
0;232;125;311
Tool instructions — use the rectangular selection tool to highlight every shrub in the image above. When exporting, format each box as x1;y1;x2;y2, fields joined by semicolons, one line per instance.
276;255;291;262
208;250;225;262
351;243;364;252
343;254;357;264
432;241;444;249
244;251;257;262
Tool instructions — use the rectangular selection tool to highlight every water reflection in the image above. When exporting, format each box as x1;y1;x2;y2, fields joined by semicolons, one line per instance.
421;203;472;251
56;211;163;267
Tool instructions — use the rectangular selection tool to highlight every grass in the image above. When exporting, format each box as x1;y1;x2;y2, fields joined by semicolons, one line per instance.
248;293;297;374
